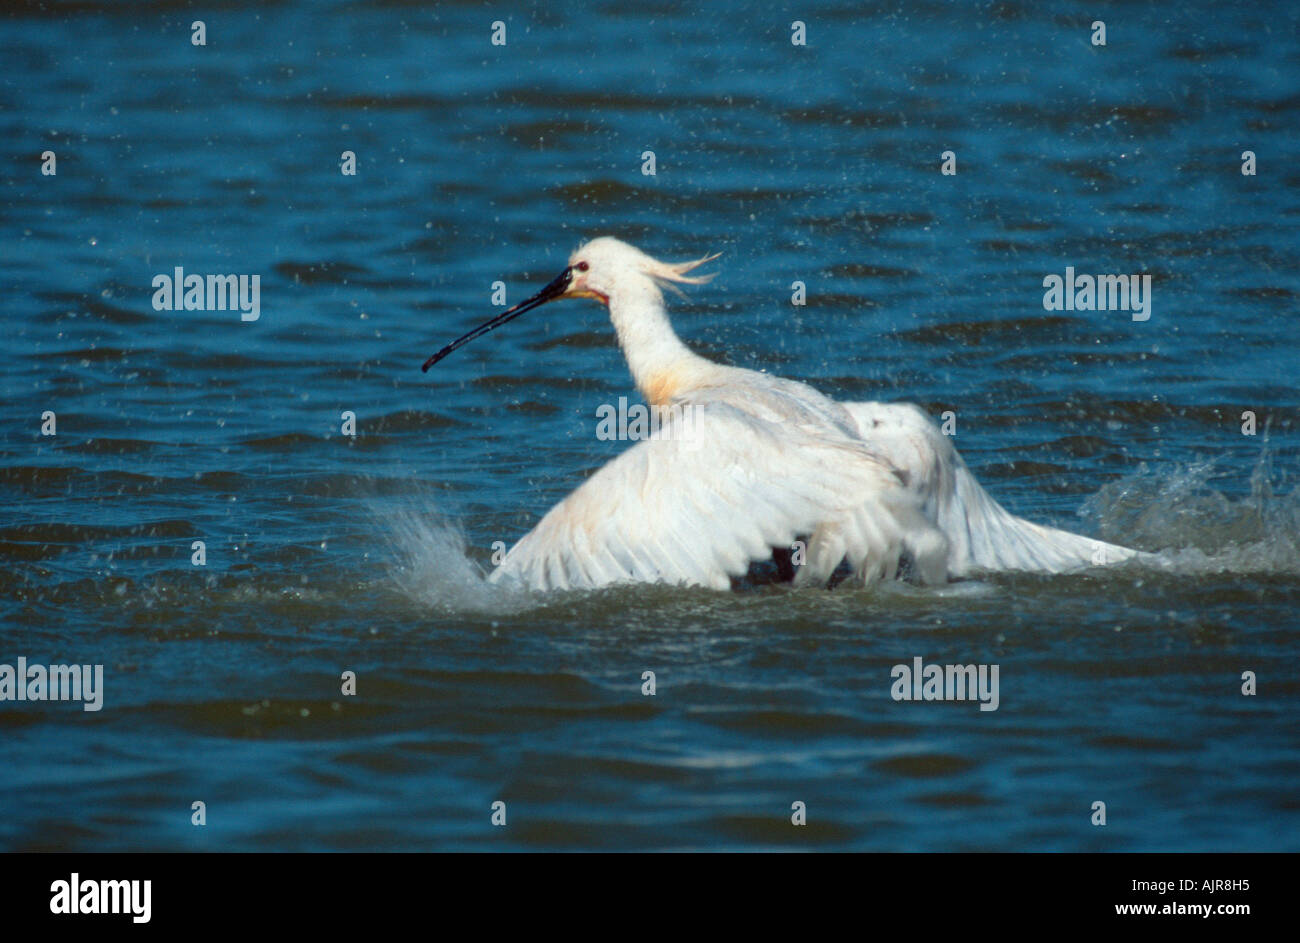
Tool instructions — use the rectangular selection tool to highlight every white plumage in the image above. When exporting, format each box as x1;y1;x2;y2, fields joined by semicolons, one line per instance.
424;236;1142;592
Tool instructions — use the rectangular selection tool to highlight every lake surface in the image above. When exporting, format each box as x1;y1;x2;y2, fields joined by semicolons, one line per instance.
1;0;1297;851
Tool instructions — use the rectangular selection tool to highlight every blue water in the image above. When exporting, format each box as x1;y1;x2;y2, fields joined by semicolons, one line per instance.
1;0;1298;851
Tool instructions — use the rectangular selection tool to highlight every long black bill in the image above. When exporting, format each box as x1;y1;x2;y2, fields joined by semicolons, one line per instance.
421;266;573;372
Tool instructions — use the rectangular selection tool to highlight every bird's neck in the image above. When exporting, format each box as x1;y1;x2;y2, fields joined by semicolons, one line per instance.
608;278;708;407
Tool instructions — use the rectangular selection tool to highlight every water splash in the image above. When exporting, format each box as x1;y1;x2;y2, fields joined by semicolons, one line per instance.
377;498;533;614
1082;445;1300;575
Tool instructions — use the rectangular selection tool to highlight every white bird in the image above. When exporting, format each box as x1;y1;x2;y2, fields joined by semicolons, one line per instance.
422;237;1142;592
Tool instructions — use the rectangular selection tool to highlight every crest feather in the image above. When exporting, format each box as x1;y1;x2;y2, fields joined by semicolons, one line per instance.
644;251;721;292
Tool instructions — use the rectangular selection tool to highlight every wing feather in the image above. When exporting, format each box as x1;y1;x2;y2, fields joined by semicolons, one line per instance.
843;401;1144;576
489;402;915;591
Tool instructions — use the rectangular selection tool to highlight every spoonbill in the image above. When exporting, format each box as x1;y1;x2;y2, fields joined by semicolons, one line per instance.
422;237;1142;592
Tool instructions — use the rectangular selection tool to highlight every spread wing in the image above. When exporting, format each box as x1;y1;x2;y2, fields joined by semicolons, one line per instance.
489;402;923;591
843;401;1144;576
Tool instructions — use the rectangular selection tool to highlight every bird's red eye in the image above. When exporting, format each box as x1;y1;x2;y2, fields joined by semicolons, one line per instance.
575;261;589;272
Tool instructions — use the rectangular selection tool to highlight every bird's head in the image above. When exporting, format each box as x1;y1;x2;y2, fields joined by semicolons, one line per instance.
564;236;717;305
422;237;718;371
